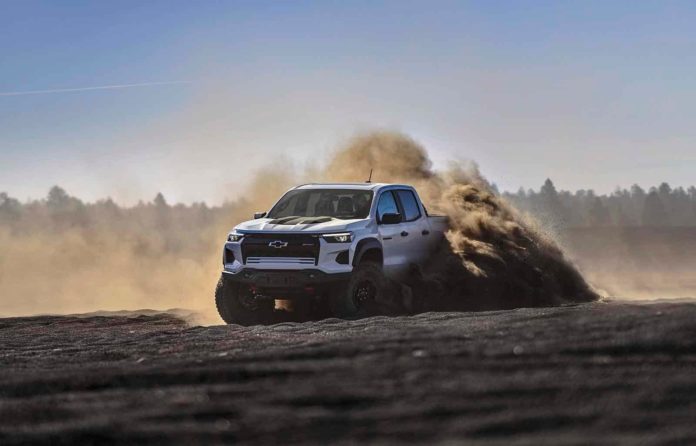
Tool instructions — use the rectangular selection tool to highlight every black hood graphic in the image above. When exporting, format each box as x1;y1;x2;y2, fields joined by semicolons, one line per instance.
267;216;334;226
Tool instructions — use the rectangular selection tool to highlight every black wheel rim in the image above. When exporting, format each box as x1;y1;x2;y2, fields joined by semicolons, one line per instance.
352;280;377;308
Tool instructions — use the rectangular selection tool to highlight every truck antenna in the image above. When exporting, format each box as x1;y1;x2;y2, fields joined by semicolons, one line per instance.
366;168;373;183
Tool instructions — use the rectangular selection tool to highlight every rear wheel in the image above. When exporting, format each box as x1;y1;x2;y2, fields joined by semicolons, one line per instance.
215;276;275;325
330;262;386;319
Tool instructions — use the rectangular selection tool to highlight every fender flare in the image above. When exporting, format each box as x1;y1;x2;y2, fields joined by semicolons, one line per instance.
352;237;383;267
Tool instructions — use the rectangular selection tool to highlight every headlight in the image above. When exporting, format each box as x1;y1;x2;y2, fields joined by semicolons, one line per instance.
322;232;352;243
227;232;244;242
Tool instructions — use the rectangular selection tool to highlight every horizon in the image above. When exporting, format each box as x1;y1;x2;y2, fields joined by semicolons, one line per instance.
3;177;695;207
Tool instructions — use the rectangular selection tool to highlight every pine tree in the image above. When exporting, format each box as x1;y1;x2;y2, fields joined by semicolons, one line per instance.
642;191;666;226
538;179;568;227
154;192;168;208
588;197;611;226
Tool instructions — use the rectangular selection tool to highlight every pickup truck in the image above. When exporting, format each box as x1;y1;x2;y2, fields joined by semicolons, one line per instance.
215;183;447;325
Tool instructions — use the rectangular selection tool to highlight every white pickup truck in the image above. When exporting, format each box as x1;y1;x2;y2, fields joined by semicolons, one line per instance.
216;183;447;325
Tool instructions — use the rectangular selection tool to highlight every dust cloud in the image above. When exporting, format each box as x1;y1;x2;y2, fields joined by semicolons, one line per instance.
324;132;599;311
0;131;597;322
560;227;696;300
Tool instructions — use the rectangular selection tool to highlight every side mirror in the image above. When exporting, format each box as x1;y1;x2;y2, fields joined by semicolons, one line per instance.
253;211;267;219
380;212;402;225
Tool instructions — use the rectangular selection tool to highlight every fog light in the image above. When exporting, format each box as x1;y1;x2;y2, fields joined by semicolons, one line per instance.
335;250;349;265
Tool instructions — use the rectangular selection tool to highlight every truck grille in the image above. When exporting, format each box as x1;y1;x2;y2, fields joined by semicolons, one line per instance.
246;257;316;265
241;233;320;265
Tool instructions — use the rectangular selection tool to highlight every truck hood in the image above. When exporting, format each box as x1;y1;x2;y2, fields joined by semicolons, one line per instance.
233;217;368;233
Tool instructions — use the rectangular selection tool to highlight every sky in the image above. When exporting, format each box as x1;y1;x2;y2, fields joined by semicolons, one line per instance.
2;0;696;204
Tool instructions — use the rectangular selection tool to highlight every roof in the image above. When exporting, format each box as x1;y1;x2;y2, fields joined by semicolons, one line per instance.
293;182;412;191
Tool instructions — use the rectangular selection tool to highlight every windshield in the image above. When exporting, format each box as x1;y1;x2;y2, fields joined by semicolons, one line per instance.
267;189;374;220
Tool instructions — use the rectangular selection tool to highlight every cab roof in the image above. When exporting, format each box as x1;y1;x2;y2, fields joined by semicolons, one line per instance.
293;182;412;191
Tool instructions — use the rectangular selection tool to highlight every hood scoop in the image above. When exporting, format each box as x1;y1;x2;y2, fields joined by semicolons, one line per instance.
268;216;334;225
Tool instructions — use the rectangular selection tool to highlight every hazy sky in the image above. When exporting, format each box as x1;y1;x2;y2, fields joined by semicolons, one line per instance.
2;0;696;204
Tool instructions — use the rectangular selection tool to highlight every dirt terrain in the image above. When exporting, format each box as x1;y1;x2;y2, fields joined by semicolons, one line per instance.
2;301;696;445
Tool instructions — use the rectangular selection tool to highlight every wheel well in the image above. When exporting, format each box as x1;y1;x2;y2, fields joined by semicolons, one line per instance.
353;237;383;267
358;248;383;266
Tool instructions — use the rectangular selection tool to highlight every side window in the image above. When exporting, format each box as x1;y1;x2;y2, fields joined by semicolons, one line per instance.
396;190;421;221
376;191;399;221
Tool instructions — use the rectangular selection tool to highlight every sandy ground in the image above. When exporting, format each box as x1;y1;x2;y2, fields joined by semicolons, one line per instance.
1;301;696;445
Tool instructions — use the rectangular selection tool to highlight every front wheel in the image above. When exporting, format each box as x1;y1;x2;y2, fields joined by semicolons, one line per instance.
215;276;274;325
329;262;386;319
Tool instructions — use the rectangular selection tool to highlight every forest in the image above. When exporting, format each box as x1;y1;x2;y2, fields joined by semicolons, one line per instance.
502;180;696;228
3;180;696;235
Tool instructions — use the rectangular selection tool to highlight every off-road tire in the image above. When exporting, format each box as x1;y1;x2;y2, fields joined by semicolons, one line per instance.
330;262;386;319
215;275;274;326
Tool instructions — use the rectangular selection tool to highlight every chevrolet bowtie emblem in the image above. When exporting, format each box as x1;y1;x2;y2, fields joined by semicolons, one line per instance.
268;240;288;248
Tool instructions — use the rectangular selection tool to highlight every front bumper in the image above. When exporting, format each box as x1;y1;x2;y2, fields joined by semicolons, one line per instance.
223;236;355;275
222;268;351;298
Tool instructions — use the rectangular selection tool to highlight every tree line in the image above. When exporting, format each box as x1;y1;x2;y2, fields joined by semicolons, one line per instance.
501;180;696;228
2;181;696;234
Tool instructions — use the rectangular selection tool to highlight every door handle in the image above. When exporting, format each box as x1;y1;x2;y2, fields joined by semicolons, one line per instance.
422;229;430;236
401;231;409;237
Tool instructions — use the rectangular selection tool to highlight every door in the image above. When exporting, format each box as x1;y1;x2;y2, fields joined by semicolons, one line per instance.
394;189;430;267
375;190;408;277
